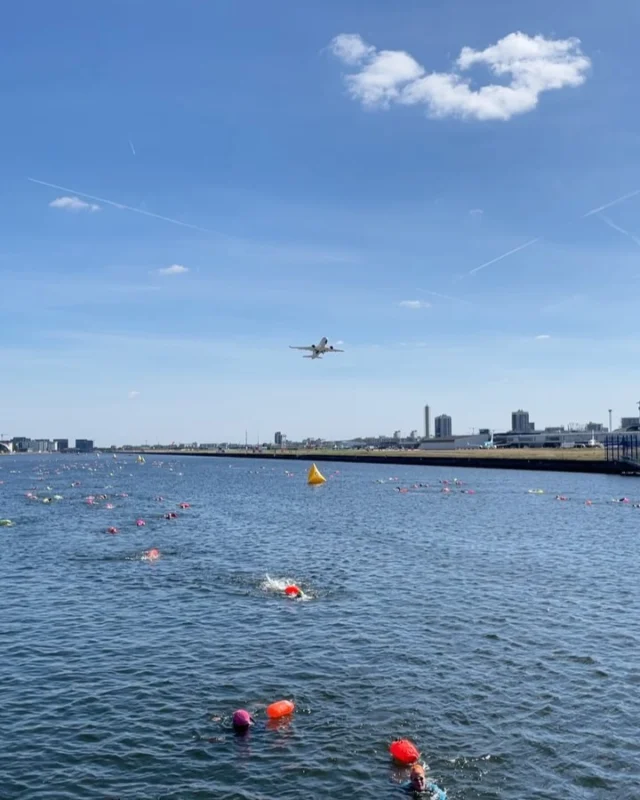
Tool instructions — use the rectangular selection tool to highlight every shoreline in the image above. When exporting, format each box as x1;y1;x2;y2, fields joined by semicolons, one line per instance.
128;448;637;476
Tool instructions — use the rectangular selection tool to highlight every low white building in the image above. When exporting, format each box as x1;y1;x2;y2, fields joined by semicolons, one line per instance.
419;434;490;450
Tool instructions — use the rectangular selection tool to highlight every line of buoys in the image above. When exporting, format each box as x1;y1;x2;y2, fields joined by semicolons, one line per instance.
307;463;326;486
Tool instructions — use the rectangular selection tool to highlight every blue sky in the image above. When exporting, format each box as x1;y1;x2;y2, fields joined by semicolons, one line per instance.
2;0;640;444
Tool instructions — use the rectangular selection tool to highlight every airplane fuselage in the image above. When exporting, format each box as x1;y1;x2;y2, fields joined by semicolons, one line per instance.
290;336;343;359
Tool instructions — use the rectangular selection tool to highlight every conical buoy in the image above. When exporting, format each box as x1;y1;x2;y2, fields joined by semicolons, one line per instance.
307;463;326;486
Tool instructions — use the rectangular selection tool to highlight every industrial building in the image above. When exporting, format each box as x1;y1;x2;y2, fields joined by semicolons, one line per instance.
434;414;452;438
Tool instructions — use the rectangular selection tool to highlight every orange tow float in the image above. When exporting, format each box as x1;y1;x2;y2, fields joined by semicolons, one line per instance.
389;739;420;765
266;699;295;720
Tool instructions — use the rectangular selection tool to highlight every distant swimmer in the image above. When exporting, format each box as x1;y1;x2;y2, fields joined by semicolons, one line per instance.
405;764;447;798
143;548;160;561
232;709;254;733
284;584;304;599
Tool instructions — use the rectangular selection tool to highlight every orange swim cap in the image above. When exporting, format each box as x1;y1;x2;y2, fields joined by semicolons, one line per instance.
410;764;425;777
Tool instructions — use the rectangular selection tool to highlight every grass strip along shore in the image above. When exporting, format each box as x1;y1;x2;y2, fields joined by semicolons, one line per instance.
130;447;638;476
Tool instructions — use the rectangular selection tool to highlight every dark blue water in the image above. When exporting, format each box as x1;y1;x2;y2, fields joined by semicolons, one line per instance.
1;455;639;799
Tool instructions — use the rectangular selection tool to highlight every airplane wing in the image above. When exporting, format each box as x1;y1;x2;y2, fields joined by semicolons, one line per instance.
289;346;314;351
327;348;344;353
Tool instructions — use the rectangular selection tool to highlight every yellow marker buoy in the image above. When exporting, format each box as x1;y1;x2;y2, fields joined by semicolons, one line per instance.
307;463;326;485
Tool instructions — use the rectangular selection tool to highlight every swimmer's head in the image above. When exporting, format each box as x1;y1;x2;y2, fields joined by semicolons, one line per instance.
232;709;253;731
410;764;426;792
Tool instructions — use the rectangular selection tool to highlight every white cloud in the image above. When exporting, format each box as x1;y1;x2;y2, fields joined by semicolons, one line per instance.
329;33;375;66
157;264;189;276
330;31;590;121
49;196;100;212
469;208;484;217
535;334;551;340
128;390;140;399
399;300;431;309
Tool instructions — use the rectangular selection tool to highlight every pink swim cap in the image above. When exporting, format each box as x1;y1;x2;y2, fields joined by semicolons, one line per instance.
232;709;252;729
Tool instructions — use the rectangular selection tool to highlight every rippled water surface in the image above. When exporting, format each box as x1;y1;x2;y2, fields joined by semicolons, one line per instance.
1;454;640;799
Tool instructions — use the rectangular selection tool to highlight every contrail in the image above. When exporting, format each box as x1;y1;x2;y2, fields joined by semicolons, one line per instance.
583;188;640;218
28;177;218;235
599;214;640;248
128;139;136;156
467;237;540;277
462;187;640;280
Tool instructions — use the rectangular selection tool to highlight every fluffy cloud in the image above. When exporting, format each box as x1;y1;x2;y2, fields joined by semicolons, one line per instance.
49;196;100;212
399;300;430;309
329;32;590;121
535;334;551;340
128;390;140;399
157;264;189;276
469;208;484;217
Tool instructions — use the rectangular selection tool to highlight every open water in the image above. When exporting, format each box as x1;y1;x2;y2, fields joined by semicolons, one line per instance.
1;454;639;799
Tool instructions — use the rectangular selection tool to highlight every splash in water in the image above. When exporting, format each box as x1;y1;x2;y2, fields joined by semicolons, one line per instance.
261;575;311;600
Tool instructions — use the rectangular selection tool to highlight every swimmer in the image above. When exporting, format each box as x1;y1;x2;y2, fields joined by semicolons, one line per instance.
284;584;304;599
232;709;254;732
405;764;446;798
143;548;160;561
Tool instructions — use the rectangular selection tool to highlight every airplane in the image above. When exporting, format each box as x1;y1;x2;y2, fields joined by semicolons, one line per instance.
289;337;344;359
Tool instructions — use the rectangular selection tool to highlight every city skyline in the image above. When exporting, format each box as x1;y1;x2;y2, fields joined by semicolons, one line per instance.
3;2;640;442
4;405;640;450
